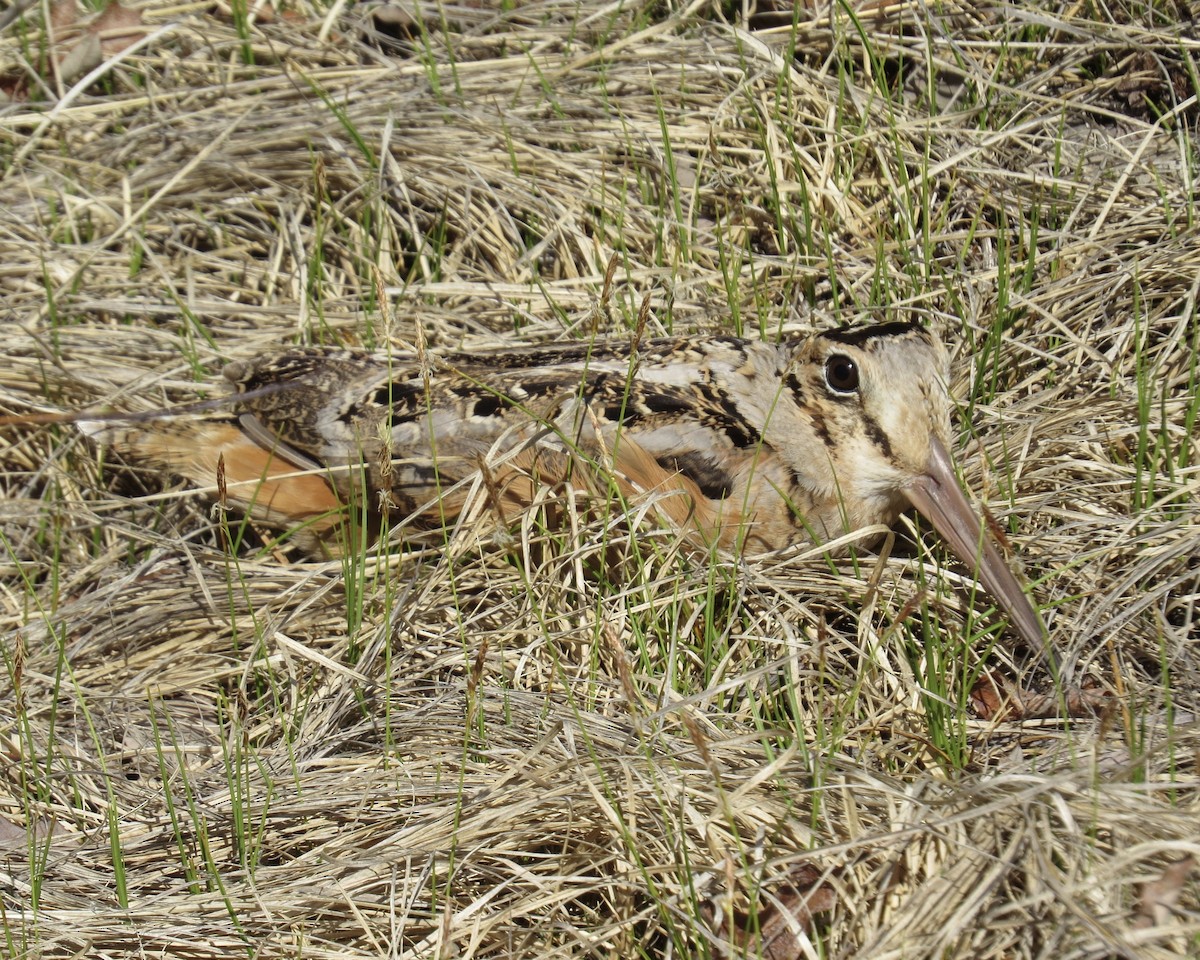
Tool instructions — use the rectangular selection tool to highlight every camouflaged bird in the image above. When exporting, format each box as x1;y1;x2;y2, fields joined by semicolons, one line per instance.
81;321;1047;653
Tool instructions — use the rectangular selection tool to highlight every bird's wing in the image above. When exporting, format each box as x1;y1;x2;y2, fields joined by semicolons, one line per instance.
84;339;798;549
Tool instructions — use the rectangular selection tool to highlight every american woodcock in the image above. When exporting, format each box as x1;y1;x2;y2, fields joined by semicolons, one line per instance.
81;321;1047;654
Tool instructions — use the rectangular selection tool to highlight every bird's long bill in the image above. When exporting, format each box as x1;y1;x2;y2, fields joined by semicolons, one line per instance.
904;436;1049;661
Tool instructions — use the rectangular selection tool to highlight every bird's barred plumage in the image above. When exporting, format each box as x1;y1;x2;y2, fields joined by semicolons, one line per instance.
81;321;1048;656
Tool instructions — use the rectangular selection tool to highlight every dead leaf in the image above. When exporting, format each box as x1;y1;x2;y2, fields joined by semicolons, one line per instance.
711;864;837;959
1;0;151;97
49;0;77;33
54;31;103;83
54;1;147;84
91;1;145;56
0;814;26;846
970;670;1111;721
1134;855;1196;929
0;813;75;849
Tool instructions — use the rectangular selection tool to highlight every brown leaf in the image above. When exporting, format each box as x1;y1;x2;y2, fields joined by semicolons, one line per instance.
1134;855;1196;929
34;0;149;87
729;865;837;959
0;814;26;846
91;1;146;58
0;813;74;849
62;2;146;81
55;31;103;83
48;0;79;33
969;671;1111;721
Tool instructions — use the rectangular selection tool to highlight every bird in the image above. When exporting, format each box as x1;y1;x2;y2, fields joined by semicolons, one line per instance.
80;321;1048;657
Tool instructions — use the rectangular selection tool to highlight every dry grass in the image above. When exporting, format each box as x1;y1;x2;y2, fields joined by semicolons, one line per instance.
1;0;1198;956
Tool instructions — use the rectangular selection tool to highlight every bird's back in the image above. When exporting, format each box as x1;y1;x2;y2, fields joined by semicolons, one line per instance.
219;336;804;550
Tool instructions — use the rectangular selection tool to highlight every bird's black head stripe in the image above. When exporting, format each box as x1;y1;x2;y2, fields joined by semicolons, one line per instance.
820;321;923;347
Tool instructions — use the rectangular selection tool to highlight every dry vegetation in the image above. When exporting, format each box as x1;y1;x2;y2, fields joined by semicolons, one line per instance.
1;0;1199;956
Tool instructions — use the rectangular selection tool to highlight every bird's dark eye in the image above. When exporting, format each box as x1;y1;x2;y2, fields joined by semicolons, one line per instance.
823;355;860;393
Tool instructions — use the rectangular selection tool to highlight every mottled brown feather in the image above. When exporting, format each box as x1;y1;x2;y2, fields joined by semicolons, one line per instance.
84;325;949;552
79;322;1050;654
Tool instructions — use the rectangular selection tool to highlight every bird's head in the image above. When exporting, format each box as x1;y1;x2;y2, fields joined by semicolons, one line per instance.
777;321;1047;660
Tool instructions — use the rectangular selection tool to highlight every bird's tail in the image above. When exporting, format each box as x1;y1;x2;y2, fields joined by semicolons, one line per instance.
79;418;347;546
